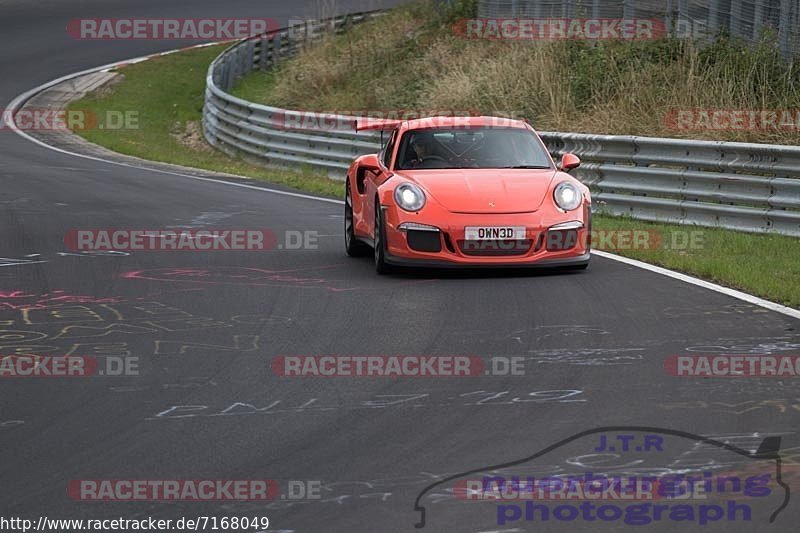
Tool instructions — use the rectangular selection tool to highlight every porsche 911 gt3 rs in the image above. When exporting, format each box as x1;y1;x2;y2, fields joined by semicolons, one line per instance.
344;116;591;274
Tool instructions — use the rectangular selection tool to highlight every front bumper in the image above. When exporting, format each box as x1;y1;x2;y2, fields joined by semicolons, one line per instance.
382;206;591;267
384;250;591;269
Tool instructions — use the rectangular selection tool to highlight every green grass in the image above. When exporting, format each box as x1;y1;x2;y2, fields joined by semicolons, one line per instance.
68;17;799;308
231;68;279;104
67;44;343;198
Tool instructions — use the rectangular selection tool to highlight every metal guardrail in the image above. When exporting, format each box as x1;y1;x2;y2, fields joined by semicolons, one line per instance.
202;13;800;236
542;132;800;235
203;12;383;174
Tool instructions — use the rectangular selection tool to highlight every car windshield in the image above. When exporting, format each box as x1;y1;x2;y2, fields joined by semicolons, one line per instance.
395;127;553;170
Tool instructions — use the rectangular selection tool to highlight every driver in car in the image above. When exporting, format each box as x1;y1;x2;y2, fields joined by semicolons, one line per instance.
409;134;444;168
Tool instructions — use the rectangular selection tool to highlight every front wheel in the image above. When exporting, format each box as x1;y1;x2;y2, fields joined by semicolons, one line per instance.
345;182;369;257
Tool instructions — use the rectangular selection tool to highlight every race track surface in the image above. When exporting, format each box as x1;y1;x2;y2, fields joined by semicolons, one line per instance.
1;1;799;532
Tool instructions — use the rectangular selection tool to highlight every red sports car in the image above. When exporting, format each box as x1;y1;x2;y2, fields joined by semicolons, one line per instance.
344;116;591;274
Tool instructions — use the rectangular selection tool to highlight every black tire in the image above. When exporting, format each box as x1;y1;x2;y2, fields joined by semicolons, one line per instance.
374;204;393;274
344;182;370;257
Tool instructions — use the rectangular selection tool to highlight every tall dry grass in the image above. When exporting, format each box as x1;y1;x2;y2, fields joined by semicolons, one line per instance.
247;0;800;144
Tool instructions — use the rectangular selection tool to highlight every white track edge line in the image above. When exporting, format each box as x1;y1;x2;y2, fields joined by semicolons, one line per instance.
592;250;800;319
2;42;341;206
4;44;799;320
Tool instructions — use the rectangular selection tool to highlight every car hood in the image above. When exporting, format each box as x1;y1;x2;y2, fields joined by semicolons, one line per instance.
394;169;558;214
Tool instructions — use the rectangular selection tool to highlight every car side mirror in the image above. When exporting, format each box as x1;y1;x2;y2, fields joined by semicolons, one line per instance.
359;153;382;173
560;153;581;172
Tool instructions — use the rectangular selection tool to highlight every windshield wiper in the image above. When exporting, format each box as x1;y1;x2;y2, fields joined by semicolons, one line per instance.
501;165;551;169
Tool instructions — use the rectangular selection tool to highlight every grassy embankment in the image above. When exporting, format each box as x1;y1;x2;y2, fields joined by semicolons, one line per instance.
68;44;343;197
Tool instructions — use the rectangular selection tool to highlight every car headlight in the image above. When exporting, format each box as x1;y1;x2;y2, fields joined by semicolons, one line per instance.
394;183;426;211
553;181;582;211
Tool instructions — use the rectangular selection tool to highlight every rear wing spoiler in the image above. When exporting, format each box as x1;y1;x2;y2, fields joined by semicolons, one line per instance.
354;118;402;132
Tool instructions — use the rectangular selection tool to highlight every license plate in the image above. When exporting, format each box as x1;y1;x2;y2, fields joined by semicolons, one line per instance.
464;226;526;240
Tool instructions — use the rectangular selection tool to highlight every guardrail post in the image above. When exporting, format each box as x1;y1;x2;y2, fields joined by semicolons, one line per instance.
241;43;249;76
676;0;690;38
268;35;280;68
752;0;765;40
258;37;268;69
729;0;743;39
707;0;721;37
248;40;257;73
664;0;673;37
563;0;574;18
778;0;792;59
591;0;600;18
222;62;231;91
532;0;541;18
622;0;634;21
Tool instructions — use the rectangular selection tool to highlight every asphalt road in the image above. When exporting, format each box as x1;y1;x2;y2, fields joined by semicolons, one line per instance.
1;1;799;532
